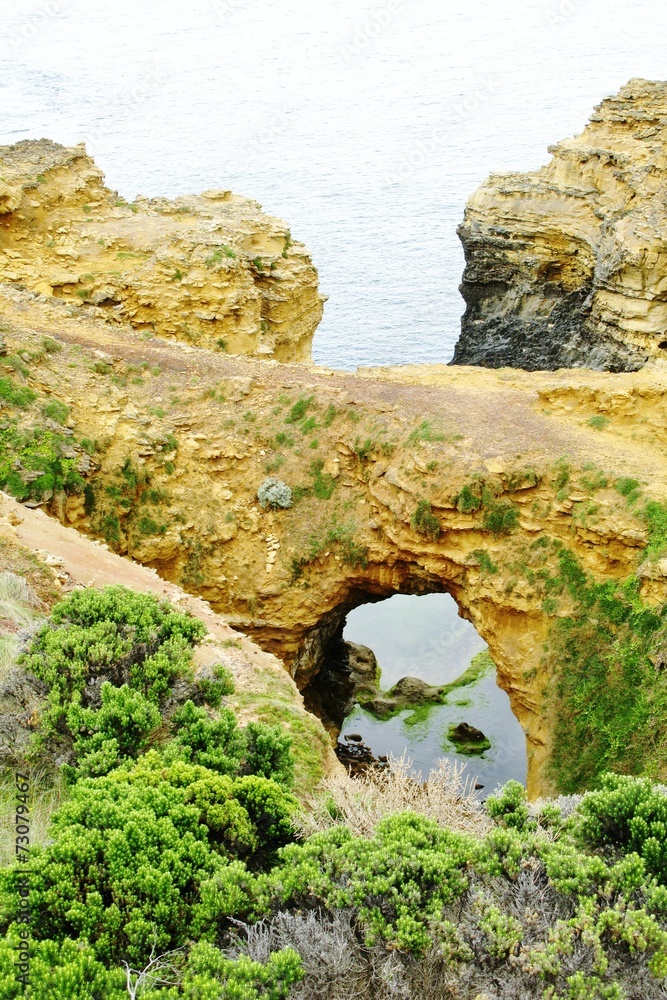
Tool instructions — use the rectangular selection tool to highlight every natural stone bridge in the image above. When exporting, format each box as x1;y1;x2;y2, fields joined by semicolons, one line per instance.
3;287;666;796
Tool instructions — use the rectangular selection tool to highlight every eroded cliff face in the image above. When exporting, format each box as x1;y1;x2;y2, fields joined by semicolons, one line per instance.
454;79;667;371
2;287;667;796
0;140;324;361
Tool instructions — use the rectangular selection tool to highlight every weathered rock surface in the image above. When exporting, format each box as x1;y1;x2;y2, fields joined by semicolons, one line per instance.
454;79;667;371
303;637;380;734
2;288;667;796
0;139;324;361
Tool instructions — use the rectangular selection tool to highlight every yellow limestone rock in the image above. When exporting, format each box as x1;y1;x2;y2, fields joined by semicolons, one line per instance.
0;139;324;361
3;289;667;797
454;79;667;371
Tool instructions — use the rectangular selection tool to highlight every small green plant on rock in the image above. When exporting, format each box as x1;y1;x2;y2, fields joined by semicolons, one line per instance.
411;499;441;540
483;499;519;536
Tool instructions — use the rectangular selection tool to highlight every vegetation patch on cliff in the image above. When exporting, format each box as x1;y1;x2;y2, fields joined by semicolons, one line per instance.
542;492;667;793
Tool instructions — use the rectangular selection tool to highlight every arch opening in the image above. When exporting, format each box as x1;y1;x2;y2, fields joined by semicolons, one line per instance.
304;592;527;792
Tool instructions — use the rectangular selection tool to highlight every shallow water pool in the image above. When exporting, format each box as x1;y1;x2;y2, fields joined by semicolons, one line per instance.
341;593;527;791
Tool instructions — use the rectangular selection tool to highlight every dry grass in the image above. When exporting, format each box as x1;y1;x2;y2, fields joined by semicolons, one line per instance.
0;570;41;625
229;910;408;1000
0;768;67;867
297;754;491;840
0;570;44;685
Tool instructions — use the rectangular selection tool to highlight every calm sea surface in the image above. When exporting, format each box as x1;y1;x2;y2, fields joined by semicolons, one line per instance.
4;0;665;783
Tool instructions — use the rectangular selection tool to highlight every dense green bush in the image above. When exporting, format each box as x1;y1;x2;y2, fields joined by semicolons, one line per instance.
0;934;126;999
411;499;441;540
262;813;481;953
575;773;667;884
8;578;667;995
24;586;205;699
0;754;296;965
67;683;161;777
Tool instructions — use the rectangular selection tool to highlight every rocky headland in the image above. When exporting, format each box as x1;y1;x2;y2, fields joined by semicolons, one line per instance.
0;139;323;361
454;78;667;371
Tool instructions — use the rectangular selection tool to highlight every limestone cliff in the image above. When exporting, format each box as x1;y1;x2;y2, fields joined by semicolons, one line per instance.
2;286;667;796
454;79;667;371
0;140;324;361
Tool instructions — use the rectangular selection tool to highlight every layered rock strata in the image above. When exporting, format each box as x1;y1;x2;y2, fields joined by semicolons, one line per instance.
0;140;324;361
454;79;667;371
2;286;667;795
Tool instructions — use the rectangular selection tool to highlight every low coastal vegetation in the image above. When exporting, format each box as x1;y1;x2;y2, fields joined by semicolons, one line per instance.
2;580;667;997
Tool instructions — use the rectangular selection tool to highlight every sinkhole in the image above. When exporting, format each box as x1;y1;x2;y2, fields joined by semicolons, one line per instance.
309;593;527;792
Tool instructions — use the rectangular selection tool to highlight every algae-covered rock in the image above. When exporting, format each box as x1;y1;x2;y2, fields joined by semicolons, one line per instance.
364;676;445;719
448;721;491;756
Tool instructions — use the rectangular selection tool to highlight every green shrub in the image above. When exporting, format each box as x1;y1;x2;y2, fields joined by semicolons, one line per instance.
471;549;498;574
196;663;234;707
42;400;69;424
0;934;125;999
616;476;642;501
411;499;441;540
353;437;374;462
588;415;610;431
310;459;335;500
0;754;296;965
322;403;336;427
644;499;667;557
406;420;446;444
486;781;530;831
243;722;294;788
576;773;667;884
179;942;302;999
166;700;246;774
285;396;313;424
0;376;36;409
21;587;206;748
455;482;483;513
264;813;479;954
483;500;519;536
67;683;161;777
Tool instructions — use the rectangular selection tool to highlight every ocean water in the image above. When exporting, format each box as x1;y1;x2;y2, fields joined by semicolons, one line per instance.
342;594;527;791
3;0;667;370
